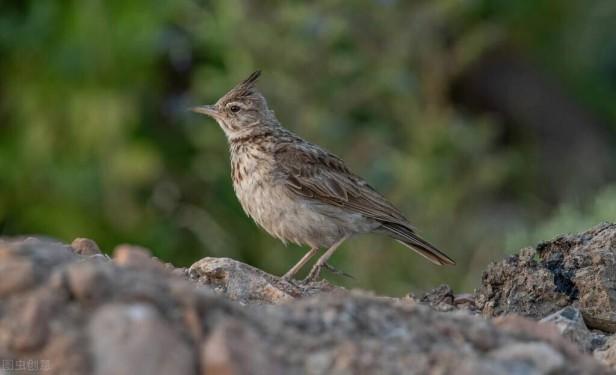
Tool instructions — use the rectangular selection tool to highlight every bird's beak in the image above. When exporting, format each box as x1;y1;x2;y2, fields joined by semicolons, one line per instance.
190;105;220;119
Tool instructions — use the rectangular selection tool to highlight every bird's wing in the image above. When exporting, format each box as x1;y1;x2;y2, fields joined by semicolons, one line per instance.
273;141;410;227
274;140;455;266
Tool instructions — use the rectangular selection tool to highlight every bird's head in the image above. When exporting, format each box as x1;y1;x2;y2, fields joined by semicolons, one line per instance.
191;70;278;138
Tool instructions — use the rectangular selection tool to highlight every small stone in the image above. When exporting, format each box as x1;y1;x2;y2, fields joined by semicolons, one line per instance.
420;284;455;311
454;293;475;305
65;262;112;304
189;257;299;304
71;238;102;256
113;244;166;271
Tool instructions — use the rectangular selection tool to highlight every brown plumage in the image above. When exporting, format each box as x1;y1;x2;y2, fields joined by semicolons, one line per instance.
192;71;454;282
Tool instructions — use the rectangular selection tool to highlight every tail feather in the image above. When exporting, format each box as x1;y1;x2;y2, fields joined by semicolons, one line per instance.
380;222;455;266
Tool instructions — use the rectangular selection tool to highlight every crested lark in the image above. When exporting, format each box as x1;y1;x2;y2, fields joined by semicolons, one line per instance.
192;71;455;282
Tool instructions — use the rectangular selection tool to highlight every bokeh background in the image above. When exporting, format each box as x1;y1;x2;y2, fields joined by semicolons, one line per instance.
1;0;615;295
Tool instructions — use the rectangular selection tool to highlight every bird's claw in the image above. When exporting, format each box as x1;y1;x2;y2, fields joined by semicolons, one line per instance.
280;275;303;288
322;262;354;279
302;262;354;284
280;275;301;287
302;264;322;284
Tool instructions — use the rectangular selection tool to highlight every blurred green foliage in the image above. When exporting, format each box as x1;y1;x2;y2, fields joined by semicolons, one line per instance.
1;0;615;294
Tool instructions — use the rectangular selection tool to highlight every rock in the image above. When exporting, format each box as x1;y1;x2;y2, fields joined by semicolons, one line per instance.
88;303;196;375
40;330;90;375
419;284;455;311
243;293;608;374
5;293;53;351
0;238;75;297
493;315;604;371
65;261;113;305
454;293;476;309
70;238;101;256
189;257;342;304
201;320;280;375
595;335;616;371
476;223;616;332
113;244;166;272
540;306;605;352
411;285;477;313
0;228;614;374
0;257;36;297
16;237;76;266
476;247;571;318
489;342;565;373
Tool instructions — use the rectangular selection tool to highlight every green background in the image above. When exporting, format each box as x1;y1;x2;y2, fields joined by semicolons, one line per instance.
1;0;615;294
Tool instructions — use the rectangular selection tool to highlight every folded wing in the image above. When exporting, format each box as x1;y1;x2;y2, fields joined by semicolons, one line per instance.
274;141;455;266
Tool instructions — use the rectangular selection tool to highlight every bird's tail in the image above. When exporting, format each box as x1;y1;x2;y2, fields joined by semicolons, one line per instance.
379;222;455;266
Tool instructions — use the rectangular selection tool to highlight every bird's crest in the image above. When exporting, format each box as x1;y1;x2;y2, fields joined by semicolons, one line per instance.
220;70;262;104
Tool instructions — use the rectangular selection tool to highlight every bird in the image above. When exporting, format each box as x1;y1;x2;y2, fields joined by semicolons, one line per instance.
191;71;455;282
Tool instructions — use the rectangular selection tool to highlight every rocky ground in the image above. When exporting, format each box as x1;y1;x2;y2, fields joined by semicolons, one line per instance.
0;223;615;374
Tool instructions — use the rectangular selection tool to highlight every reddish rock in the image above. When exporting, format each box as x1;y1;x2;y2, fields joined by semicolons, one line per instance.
0;258;36;297
70;238;102;256
113;244;166;272
65;262;113;305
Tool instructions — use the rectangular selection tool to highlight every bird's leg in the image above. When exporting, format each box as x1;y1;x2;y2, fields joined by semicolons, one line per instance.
304;235;349;283
282;247;319;280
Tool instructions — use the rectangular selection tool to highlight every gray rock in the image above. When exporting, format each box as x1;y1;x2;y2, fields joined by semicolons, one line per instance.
189;257;343;304
214;294;607;374
541;306;605;352
489;342;564;374
419;284;455;311
417;284;478;313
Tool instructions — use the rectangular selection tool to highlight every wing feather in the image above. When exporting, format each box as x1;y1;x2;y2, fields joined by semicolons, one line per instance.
274;142;409;226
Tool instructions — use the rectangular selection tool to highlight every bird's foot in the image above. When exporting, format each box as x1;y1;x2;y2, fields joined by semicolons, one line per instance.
302;263;323;284
302;262;353;284
322;263;354;279
280;274;300;287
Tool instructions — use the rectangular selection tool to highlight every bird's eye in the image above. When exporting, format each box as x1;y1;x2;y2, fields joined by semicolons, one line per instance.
229;105;241;113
